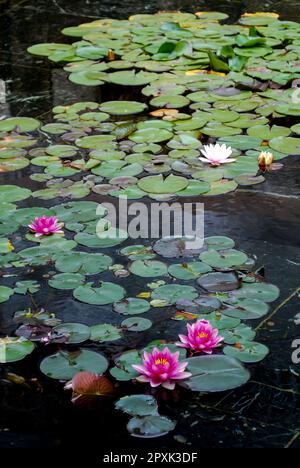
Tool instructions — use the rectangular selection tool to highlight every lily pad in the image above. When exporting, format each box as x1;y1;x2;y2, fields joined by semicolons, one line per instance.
0;337;35;363
129;260;168;277
224;341;269;363
53;323;91;344
181;355;250;392
40;349;108;380
90;324;122;342
152;284;198;305
100;101;147;115
138;175;188;194
73;282;126;305
121;317;152;332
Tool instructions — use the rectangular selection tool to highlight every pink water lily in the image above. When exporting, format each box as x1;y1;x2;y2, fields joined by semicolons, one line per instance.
199;143;236;166
177;320;224;354
132;347;192;390
28;216;64;237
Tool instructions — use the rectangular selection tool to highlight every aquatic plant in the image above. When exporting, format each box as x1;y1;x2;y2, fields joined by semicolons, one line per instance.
28;216;64;237
132;347;191;390
199;143;236;166
177;319;224;354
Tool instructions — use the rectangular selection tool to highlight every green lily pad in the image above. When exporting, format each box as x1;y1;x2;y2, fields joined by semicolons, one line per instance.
0;185;31;203
90;324;122;342
53;323;91;344
168;262;212;280
55;252;112;275
224;341;269;363
49;273;85;290
113;298;151;315
234;282;280;302
269;136;300;155
204;236;235;250
121;317;152;332
40;349;108;380
0;337;35;363
73;282;126;305
0;117;40;132
0;286;14;303
129;128;173;144
138;175;188;194
100;101;147;115
129;260;168;277
181;355;250;392
247;125;291;140
115;394;158;417
200;249;248;269
152;284;198;305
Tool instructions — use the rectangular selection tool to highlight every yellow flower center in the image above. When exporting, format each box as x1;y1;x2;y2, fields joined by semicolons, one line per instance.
155;358;168;366
198;332;208;339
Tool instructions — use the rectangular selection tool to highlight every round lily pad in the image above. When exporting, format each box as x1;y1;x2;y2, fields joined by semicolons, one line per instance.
129;260;168;277
113;298;151;315
73;282;126;305
0;117;40;132
181;355;250;392
138;175;188;194
49;273;85;290
224;342;269;363
100;101;147;115
40;349;108;380
0;337;35;363
90;324;122;342
152;284;198;305
121;317;152;332
200;249;248;269
53;323;91;344
168;262;212;280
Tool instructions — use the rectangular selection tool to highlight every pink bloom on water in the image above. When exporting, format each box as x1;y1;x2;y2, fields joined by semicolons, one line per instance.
132;347;192;390
177;320;223;354
28;216;64;237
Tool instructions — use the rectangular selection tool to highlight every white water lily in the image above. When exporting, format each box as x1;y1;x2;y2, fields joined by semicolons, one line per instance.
199;143;236;166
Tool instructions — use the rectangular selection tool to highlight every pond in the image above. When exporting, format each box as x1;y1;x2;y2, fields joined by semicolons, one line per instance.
0;0;300;451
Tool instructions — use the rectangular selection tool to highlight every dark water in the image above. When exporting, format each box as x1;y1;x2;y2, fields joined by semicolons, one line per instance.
0;0;300;451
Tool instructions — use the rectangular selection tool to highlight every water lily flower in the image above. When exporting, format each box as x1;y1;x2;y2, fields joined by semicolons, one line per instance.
65;371;114;405
28;216;64;237
177;320;223;354
258;151;274;171
199;143;236;166
132;347;192;390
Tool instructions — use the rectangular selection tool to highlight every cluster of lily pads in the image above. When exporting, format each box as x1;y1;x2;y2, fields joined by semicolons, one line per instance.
0;196;279;435
1;12;300;198
0;10;290;438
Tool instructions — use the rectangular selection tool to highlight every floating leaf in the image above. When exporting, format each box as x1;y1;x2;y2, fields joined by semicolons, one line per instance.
113;298;151;315
73;282;126;305
224;341;269;363
181;355;250;392
40;349;108;380
115;394;158;417
129;260;168;277
138;175;188;194
0;337;35;363
127;415;176;438
90;324;122;342
53;323;91;344
121;317;152;332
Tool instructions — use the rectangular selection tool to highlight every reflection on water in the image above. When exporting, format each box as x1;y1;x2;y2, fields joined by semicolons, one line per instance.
0;0;300;450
